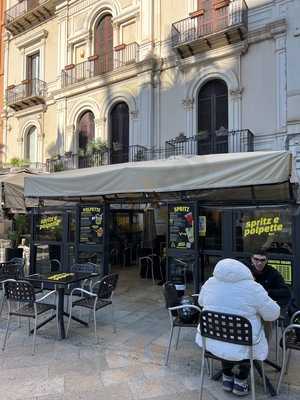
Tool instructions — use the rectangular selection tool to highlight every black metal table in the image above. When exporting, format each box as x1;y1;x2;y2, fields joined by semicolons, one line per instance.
25;272;99;339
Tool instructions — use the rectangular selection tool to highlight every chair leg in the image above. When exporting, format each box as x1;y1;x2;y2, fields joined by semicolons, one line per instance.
2;312;11;351
151;261;155;285
111;304;116;333
261;361;267;393
249;358;256;400
0;293;5;317
285;349;292;374
205;358;211;377
28;318;31;336
277;345;287;394
175;327;181;350
93;308;97;343
66;305;73;337
32;316;37;355
165;325;175;366
199;349;206;400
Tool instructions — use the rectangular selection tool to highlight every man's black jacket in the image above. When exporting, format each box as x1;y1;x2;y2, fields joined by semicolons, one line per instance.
249;264;291;307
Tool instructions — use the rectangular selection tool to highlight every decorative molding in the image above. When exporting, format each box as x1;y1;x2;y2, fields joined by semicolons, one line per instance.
130;110;139;119
16;29;48;50
112;4;140;26
182;98;194;111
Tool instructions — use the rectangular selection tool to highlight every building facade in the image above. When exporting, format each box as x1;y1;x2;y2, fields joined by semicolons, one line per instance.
0;0;5;164
2;0;300;171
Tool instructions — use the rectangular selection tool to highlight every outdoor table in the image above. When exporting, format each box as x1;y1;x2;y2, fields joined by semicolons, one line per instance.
25;272;99;339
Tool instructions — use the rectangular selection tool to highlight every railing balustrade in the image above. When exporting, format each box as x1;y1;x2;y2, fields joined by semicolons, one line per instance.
62;42;139;88
6;79;47;105
171;0;248;47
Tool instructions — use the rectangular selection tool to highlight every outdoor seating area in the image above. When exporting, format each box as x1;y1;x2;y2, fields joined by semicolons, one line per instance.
0;263;299;399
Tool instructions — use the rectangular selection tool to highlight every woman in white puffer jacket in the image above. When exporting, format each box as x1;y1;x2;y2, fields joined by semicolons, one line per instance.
196;258;280;396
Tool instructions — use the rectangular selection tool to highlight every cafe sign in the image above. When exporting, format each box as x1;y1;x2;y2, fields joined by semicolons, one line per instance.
39;215;61;231
244;216;283;237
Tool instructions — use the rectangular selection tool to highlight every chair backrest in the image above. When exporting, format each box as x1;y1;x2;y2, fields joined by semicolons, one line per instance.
7;258;25;276
97;273;119;299
200;310;253;346
0;262;20;279
4;280;36;303
71;262;97;273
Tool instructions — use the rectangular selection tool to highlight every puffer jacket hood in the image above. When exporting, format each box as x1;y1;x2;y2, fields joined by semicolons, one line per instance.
213;258;254;283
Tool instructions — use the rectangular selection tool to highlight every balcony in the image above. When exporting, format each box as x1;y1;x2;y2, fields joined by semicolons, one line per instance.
171;0;248;58
6;79;47;111
62;42;139;88
165;130;254;156
5;0;57;35
46;130;254;173
46;145;148;172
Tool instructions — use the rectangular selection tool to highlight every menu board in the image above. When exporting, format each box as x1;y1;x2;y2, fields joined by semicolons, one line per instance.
168;205;194;249
36;214;63;242
268;259;292;285
80;206;104;245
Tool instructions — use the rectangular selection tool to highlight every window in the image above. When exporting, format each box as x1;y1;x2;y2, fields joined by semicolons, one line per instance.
94;14;113;74
199;209;222;250
77;111;95;153
233;209;293;255
25;126;37;163
26;52;40;80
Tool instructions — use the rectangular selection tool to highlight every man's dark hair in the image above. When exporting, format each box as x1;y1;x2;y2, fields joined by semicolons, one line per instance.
252;250;268;258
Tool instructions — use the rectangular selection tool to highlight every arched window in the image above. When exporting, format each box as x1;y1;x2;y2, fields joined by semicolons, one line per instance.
197;79;228;155
25;126;37;163
94;14;113;74
110;102;129;164
77;111;95;153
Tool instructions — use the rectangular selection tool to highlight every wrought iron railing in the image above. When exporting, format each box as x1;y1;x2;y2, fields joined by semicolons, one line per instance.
6;79;47;105
62;42;139;88
46;145;148;172
5;0;42;24
171;0;248;47
165;129;254;156
46;130;254;172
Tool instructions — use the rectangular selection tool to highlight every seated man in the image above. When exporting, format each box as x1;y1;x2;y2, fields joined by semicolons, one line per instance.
196;258;279;396
249;250;291;308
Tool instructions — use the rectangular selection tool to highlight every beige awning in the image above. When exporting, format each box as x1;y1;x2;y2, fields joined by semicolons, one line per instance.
24;151;298;202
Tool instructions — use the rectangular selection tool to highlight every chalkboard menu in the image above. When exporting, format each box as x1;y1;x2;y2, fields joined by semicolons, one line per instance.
80;206;104;245
168;205;195;249
36;214;63;242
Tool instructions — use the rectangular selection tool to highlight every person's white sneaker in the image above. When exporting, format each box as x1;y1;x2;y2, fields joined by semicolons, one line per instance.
222;374;234;392
232;377;249;396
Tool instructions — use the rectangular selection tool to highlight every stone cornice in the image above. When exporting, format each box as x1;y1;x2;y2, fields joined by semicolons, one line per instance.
175;42;248;72
15;29;48;50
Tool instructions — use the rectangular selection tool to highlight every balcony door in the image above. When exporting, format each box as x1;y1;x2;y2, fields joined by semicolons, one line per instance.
110;102;129;164
25;126;38;165
26;52;40;96
197;79;228;155
77;111;95;155
94;14;113;74
197;0;229;35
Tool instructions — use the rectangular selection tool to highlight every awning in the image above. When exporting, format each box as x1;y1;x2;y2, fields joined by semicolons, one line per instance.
24;151;298;203
0;169;42;212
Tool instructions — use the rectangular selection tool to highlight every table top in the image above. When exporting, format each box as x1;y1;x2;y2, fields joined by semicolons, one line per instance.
24;272;99;286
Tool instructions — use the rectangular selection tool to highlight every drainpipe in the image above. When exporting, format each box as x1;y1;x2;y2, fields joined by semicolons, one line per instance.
3;32;10;164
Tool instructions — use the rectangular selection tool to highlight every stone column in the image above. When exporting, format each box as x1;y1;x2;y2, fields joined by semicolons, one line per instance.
182;97;194;139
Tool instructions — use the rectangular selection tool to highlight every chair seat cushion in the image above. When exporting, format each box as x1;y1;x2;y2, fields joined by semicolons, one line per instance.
10;302;55;318
72;297;112;310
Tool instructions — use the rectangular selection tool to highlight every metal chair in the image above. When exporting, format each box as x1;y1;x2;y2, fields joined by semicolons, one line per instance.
163;282;201;365
66;273;119;341
0;263;22;318
7;258;25;277
276;311;300;394
199;310;266;400
2;280;57;354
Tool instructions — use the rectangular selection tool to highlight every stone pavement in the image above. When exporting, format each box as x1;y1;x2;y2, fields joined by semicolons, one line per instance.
0;266;299;400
